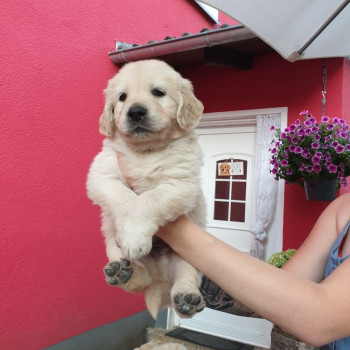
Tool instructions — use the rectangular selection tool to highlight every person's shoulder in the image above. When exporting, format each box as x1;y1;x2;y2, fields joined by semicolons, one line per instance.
333;193;350;208
332;193;350;235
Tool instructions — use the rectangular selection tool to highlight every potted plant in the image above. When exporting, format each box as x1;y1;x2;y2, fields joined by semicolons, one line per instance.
267;249;296;268
269;110;350;201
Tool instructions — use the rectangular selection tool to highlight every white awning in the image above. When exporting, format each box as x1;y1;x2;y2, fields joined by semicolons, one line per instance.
198;0;350;61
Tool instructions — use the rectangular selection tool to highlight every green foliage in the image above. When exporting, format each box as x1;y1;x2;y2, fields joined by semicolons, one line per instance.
267;249;297;268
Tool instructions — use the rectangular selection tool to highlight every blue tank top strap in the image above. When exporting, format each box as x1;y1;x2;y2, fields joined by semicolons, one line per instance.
324;220;350;349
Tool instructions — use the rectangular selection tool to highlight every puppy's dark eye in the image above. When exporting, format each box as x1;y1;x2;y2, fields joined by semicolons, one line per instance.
119;93;127;102
152;88;165;97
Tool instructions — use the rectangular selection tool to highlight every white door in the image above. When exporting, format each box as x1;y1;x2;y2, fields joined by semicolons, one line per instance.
199;132;255;254
168;108;287;348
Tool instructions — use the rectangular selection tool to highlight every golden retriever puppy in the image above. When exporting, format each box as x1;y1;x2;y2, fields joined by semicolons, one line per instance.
86;60;206;318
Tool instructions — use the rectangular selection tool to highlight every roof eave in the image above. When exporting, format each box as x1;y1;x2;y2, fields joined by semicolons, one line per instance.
109;26;261;68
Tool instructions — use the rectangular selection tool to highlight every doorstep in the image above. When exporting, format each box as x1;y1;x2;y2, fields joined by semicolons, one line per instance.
147;328;267;350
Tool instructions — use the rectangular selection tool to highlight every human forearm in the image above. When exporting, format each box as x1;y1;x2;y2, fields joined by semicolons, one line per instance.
158;216;341;346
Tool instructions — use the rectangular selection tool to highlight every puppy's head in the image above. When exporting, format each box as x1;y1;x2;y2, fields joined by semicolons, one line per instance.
99;60;203;148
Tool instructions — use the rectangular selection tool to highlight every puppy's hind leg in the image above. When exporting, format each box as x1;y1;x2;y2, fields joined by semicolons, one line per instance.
145;282;172;319
169;256;205;318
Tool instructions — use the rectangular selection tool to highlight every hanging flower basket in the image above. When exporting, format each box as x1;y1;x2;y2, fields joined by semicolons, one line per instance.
269;110;350;200
304;177;338;201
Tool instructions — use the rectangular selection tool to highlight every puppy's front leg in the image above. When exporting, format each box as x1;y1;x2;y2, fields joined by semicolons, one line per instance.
87;149;137;228
120;181;201;260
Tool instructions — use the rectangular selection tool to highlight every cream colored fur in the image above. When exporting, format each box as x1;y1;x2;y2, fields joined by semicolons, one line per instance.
87;60;206;318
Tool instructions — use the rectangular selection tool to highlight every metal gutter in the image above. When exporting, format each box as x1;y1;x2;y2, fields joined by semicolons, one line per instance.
109;26;257;66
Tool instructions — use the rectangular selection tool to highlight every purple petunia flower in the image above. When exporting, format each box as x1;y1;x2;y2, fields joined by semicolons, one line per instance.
302;149;311;158
346;144;350;151
325;135;332;142
309;117;316;124
304;119;313;127
311;126;319;134
292;137;299;144
328;164;337;173
300;110;309;116
271;168;278;174
305;128;312;136
327;123;335;131
333;117;339;124
289;124;297;132
312;156;321;164
270;126;275;131
280;132;286;139
340;131;348;138
331;141;339;147
300;164;305;171
295;146;302;154
298;129;305;136
286;169;293;175
339;118;346;125
311;142;320;149
313;164;321;173
271;148;277;154
289;145;296;152
306;165;313;172
322;116;330;123
281;160;288;167
336;145;345;154
315;152;323;157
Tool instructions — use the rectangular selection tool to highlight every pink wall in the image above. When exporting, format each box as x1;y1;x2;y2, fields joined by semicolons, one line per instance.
1;1;348;349
0;1;218;349
182;55;349;250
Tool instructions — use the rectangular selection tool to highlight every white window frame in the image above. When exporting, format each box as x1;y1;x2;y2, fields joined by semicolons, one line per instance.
209;153;253;231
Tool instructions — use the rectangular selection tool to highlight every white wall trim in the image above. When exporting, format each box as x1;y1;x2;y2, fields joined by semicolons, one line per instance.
197;107;288;131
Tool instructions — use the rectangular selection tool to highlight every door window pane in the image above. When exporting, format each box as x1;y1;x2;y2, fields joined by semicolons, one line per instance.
230;202;245;222
215;181;230;199
231;182;246;201
214;201;229;221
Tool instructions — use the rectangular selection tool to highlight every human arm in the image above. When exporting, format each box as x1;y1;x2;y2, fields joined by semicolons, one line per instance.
282;193;350;281
157;208;350;346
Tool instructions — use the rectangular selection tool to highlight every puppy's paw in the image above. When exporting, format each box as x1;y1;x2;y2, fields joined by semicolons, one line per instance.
119;219;156;260
103;259;133;286
120;233;153;260
173;292;205;318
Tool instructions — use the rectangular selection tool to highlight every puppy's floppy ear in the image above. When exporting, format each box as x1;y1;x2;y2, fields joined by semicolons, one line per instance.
176;78;204;131
99;97;115;137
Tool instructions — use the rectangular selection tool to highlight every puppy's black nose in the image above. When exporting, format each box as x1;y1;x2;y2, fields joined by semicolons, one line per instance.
127;106;147;122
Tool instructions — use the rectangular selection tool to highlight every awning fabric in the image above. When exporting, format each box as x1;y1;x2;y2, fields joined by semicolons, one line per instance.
198;0;350;61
